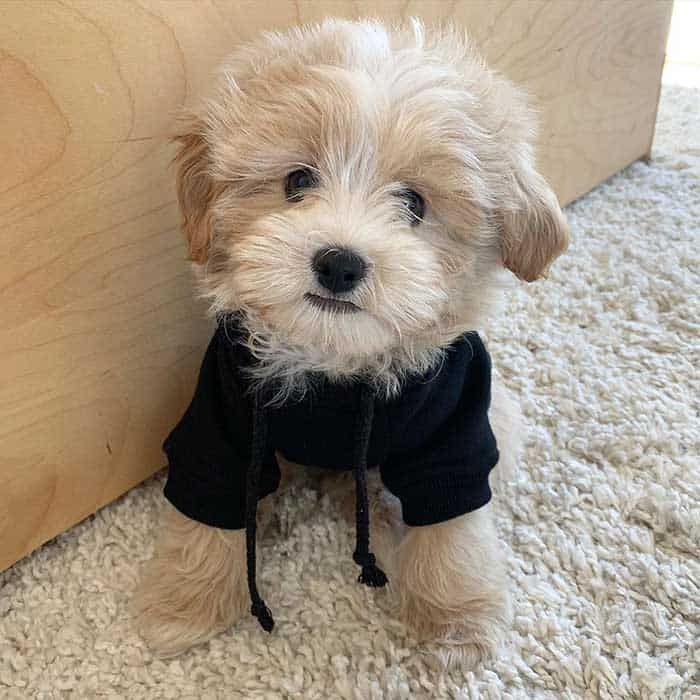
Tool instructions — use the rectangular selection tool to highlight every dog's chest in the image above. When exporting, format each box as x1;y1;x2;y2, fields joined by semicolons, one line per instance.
266;385;391;470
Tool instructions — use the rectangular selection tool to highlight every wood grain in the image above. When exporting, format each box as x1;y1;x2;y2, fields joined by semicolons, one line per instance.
0;0;672;572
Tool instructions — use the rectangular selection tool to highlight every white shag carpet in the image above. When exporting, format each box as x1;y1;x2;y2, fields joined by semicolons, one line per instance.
1;84;698;700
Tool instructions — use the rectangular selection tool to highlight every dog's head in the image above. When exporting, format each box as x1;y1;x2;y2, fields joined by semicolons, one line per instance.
174;19;568;379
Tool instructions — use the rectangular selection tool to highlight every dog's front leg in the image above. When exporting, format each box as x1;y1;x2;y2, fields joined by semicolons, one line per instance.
133;459;300;656
131;504;251;657
396;504;511;668
132;490;284;657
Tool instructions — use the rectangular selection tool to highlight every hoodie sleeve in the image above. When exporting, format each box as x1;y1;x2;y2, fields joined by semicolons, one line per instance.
162;329;280;530
380;333;499;527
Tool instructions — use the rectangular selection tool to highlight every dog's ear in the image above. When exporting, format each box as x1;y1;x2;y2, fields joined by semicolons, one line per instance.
498;161;569;282
172;122;217;264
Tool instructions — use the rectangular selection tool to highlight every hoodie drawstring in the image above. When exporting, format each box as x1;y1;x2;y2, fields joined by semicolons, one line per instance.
245;382;387;633
352;384;388;587
245;388;274;632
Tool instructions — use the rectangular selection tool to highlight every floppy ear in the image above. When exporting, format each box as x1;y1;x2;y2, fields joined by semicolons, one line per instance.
499;163;569;282
172;124;217;264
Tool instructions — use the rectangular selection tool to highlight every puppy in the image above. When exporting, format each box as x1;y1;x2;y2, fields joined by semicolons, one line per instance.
133;18;568;665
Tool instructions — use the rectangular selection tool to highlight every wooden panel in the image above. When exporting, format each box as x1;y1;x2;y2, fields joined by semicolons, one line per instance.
0;0;672;572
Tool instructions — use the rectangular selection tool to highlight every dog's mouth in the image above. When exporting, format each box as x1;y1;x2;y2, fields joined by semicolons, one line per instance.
304;293;361;314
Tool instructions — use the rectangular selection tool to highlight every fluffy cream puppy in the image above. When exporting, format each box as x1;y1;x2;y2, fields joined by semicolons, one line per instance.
133;18;568;665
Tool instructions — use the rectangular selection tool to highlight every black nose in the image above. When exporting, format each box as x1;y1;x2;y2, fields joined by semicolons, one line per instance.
312;247;367;294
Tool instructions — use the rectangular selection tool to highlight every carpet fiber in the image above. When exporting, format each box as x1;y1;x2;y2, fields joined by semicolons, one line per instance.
1;84;698;699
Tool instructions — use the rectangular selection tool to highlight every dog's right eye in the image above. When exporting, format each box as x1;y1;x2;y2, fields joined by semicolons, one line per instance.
285;168;318;202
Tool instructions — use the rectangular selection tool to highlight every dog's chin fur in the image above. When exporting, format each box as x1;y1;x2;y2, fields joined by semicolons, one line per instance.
233;311;449;405
133;17;568;665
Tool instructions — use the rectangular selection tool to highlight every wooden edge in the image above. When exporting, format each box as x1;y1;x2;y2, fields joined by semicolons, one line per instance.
643;2;675;161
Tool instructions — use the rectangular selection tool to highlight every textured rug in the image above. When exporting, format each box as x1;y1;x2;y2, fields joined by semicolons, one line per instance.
1;83;698;699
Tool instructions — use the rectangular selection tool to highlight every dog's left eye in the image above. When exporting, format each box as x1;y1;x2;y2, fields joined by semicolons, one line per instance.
285;168;318;201
396;188;425;225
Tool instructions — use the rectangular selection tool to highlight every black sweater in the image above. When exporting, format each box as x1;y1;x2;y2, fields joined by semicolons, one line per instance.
163;319;499;530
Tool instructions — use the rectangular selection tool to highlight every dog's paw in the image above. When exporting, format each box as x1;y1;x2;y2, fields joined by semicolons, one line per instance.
402;594;510;670
132;585;217;657
131;557;248;658
420;612;508;670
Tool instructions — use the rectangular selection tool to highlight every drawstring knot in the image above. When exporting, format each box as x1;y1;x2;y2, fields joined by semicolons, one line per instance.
353;551;388;587
250;600;274;633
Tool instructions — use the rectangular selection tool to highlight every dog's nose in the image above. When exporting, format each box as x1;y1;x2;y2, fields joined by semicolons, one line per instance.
312;247;367;294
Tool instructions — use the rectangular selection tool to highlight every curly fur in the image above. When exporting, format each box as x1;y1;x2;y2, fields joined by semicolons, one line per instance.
133;17;567;665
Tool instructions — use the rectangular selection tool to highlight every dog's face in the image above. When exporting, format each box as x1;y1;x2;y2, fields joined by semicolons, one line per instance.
175;20;568;370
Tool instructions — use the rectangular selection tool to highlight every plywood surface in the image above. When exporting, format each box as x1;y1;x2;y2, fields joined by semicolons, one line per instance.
0;1;672;572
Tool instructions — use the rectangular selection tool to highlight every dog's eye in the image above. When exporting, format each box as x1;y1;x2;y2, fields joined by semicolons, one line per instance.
285;168;318;201
397;188;425;225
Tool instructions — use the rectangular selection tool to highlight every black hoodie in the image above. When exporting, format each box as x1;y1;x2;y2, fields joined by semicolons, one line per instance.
164;318;498;528
162;316;499;630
